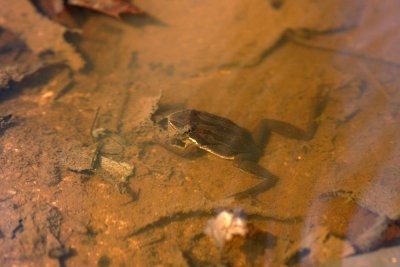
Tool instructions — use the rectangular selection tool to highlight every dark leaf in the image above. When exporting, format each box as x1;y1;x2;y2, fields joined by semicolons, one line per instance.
67;0;144;18
32;0;65;18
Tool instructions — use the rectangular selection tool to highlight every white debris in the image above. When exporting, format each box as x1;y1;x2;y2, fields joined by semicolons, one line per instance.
204;210;248;247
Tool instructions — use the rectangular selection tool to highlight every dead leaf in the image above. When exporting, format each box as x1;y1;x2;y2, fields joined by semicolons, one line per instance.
32;0;80;27
67;0;144;18
0;28;53;90
309;192;400;252
0;0;84;71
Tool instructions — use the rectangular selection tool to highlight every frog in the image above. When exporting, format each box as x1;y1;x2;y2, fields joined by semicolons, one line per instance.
156;90;329;200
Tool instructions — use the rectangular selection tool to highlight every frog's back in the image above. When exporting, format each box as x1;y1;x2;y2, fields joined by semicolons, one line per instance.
187;110;259;159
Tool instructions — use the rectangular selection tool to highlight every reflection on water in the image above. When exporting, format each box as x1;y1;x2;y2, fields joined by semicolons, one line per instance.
1;0;400;266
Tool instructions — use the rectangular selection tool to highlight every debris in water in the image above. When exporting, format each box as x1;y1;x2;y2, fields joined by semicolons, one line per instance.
98;156;134;184
284;225;355;266
204;210;248;248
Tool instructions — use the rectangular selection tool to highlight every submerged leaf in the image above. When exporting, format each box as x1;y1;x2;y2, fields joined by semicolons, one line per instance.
32;0;65;18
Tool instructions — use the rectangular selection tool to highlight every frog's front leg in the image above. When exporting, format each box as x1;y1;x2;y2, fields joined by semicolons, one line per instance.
159;139;201;158
230;154;278;199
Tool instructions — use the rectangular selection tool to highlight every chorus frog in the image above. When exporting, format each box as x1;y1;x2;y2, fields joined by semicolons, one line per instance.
157;91;328;200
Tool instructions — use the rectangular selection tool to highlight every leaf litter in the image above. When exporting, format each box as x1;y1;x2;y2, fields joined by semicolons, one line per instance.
0;0;84;71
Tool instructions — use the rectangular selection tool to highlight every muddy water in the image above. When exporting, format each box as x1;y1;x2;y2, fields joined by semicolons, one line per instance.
2;0;400;266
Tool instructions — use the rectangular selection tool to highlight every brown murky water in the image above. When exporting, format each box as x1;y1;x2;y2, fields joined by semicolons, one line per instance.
1;0;400;266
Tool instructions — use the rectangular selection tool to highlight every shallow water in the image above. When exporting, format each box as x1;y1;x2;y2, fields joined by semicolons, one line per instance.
1;0;400;266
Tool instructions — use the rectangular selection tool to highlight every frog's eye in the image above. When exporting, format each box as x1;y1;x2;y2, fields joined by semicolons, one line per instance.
182;125;192;134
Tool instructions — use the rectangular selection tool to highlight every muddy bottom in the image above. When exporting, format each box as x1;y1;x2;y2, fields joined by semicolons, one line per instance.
1;0;400;266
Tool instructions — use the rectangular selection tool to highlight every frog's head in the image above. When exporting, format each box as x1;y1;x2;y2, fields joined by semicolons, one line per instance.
166;110;192;138
168;110;191;128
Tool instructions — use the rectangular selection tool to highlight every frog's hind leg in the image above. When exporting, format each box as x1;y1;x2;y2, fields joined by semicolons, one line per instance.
255;119;316;142
254;88;329;144
251;122;273;152
230;157;278;200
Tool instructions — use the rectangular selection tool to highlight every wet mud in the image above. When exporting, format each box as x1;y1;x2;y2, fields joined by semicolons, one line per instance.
1;0;400;266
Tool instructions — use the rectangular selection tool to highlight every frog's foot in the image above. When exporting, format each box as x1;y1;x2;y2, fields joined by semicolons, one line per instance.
230;158;278;200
